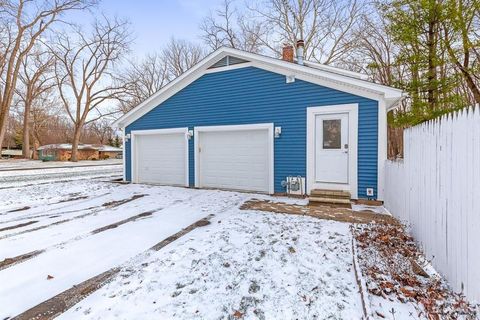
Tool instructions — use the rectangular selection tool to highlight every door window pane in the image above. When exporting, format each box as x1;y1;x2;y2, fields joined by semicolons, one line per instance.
323;119;341;149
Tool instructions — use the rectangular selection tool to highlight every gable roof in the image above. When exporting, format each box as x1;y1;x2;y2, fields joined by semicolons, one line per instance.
113;47;405;128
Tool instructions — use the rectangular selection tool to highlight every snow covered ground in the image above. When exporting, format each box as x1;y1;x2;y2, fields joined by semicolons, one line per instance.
59;210;364;320
0;181;248;318
0;158;122;170
0;163;122;189
0;175;365;319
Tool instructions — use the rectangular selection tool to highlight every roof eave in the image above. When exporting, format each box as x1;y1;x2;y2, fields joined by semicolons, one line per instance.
113;46;406;128
386;93;408;112
112;49;229;128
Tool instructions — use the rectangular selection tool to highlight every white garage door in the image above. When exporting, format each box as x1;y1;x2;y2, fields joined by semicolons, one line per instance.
133;129;188;186
196;125;272;193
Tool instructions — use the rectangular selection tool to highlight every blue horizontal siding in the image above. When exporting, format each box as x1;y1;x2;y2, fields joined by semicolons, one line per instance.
126;66;378;198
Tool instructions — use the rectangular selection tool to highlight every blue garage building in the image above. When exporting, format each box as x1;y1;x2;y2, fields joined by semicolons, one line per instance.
113;45;404;200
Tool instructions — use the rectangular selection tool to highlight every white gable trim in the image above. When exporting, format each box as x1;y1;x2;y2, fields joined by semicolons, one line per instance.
113;47;404;128
204;62;254;74
303;60;369;80
113;49;229;128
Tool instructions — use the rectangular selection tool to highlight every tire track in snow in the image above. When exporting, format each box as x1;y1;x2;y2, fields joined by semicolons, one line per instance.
0;192;114;224
6;193;244;319
0;209;161;271
0;250;45;271
0;173;122;190
0;194;147;240
0;220;38;232
12;214;215;320
0;192;208;270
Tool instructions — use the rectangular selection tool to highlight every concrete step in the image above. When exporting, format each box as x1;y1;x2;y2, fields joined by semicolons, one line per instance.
310;189;351;199
308;196;351;205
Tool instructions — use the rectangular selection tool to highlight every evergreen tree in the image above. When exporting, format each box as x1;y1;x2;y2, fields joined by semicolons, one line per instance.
381;0;468;125
114;135;121;148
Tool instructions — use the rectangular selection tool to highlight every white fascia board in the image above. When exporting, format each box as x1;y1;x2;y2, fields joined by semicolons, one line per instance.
250;61;384;102
303;60;369;80
386;95;408;111
221;48;403;95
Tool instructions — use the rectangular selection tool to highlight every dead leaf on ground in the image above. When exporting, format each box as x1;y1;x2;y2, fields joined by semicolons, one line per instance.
233;310;243;318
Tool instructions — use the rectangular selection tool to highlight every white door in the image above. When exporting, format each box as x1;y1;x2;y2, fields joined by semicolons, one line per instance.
315;113;349;183
196;126;272;193
133;130;188;186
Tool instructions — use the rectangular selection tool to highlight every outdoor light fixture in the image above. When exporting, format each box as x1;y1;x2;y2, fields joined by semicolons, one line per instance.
125;133;131;141
275;126;282;138
187;130;194;139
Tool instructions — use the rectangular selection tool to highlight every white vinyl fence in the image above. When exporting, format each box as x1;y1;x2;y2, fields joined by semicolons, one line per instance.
384;106;480;302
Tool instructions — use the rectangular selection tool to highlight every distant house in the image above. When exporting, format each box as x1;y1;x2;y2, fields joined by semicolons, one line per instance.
37;144;122;161
1;149;23;159
97;145;124;159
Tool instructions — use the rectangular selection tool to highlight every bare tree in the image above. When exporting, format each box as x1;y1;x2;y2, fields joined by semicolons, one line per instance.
51;17;130;161
247;0;364;64
162;38;205;78
87;118;114;144
442;0;480;104
16;49;55;158
200;0;265;53
347;9;407;85
0;0;95;154
116;38;203;114
117;52;169;113
30;96;64;146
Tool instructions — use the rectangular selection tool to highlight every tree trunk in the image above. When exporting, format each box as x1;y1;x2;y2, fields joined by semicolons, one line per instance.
458;66;480;104
427;16;438;111
71;125;82;162
22;101;31;158
0;110;8;156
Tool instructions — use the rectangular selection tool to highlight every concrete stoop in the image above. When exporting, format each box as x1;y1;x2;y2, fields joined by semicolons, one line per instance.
308;189;352;207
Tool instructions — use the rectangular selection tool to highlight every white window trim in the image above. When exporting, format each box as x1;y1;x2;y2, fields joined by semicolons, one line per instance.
194;123;275;194
307;104;358;199
130;127;189;187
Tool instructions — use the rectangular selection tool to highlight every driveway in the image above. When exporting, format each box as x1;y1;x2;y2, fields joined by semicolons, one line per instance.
0;178;366;319
2;173;474;320
0;158;122;171
0;160;122;188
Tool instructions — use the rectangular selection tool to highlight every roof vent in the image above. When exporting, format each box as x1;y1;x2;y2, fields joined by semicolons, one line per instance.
296;40;304;65
209;56;249;69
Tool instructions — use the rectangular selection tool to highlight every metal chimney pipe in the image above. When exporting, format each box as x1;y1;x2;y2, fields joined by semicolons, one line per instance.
296;40;305;65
